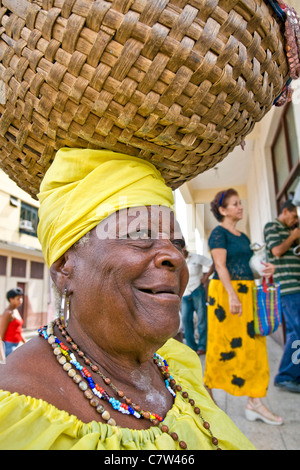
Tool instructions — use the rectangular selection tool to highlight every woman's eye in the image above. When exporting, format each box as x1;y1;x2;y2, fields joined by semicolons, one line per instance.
127;229;151;240
172;239;185;251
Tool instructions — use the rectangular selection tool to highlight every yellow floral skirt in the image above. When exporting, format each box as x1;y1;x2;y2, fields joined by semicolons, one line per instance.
204;279;269;397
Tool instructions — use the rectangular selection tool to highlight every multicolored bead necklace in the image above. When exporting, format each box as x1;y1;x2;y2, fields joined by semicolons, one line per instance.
38;318;222;450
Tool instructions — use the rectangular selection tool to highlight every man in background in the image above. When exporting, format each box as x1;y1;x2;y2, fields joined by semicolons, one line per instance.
264;201;300;393
181;249;213;355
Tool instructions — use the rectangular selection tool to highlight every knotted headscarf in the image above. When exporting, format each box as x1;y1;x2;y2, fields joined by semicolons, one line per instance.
37;148;174;267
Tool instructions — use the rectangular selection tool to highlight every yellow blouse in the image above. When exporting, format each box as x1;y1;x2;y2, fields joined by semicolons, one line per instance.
0;339;255;450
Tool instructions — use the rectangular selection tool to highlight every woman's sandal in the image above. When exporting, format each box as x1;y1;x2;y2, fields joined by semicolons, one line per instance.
245;399;283;426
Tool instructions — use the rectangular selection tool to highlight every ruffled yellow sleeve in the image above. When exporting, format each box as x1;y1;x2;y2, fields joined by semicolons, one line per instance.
0;340;255;450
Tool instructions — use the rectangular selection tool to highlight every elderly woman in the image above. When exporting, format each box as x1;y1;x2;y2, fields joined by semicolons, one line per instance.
0;149;254;450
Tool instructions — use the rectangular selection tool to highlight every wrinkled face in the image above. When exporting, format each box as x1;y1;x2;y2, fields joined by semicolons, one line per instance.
67;206;189;351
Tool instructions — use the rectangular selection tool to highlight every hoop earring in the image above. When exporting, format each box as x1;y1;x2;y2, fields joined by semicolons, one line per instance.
59;288;70;328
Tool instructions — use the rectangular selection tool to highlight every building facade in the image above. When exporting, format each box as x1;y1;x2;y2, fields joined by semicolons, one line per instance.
0;170;50;329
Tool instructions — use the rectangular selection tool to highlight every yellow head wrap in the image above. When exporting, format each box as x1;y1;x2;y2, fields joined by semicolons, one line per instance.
37;148;174;267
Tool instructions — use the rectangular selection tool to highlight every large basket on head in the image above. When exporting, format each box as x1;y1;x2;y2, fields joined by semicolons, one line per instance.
0;0;289;197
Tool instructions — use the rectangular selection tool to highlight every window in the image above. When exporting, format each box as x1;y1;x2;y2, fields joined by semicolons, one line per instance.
271;103;300;212
19;202;39;237
0;255;7;275
30;261;44;279
11;258;26;278
9;196;19;207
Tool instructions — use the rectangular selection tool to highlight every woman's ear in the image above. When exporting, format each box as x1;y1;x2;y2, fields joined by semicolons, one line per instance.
50;252;74;294
218;205;227;218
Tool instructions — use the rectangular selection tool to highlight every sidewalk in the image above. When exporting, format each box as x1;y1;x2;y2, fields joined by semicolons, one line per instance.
200;335;300;450
23;328;38;341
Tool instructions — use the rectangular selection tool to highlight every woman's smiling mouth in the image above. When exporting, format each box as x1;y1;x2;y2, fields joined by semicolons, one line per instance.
135;285;181;301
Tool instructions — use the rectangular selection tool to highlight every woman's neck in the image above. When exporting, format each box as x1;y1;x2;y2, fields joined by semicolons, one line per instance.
7;307;18;315
65;317;160;389
221;218;240;235
53;319;172;422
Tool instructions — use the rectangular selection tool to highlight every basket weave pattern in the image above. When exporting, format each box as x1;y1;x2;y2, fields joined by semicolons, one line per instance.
0;0;289;197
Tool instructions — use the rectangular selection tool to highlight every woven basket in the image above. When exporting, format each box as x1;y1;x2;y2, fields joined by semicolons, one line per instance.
0;0;289;197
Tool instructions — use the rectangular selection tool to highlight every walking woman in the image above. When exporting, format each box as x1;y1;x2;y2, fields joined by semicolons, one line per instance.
0;288;25;357
204;189;282;425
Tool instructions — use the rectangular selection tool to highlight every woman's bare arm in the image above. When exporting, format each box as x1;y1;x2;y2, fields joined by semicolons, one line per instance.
211;248;242;316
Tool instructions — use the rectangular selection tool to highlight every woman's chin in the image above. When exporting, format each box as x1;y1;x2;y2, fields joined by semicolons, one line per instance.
147;319;181;347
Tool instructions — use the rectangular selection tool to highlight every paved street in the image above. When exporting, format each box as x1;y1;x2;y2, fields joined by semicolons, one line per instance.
199;334;300;450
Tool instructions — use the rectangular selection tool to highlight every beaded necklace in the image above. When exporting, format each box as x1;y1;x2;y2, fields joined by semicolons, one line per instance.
38;319;222;450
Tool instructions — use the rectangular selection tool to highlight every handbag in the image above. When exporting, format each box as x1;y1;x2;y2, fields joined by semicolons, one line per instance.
252;277;282;336
249;243;267;279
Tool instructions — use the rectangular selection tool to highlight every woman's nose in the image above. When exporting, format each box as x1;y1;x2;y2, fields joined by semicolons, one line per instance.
153;239;186;270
